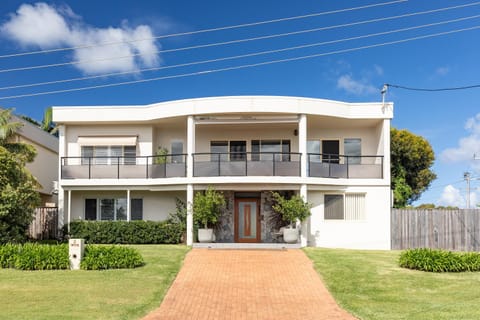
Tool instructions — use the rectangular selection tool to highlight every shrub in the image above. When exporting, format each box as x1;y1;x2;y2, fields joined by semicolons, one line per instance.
399;248;480;272
271;192;311;227
0;243;144;270
81;245;144;270
66;220;183;244
193;186;225;229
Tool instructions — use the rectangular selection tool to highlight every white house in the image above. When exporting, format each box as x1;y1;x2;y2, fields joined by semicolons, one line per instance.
52;96;393;249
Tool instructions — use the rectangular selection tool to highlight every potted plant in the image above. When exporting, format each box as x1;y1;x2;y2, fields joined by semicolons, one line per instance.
193;186;226;243
271;192;312;243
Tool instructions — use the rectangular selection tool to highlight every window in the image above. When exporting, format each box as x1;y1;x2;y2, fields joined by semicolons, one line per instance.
171;141;184;163
81;146;137;165
324;193;365;220
322;140;339;164
324;195;344;220
210;141;228;162
344;138;361;164
307;140;321;162
251;140;290;161
84;198;143;221
230;141;246;161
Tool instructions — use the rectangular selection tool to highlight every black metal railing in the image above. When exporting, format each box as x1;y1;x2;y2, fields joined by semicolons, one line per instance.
307;153;383;179
192;152;301;177
61;153;384;179
61;154;187;179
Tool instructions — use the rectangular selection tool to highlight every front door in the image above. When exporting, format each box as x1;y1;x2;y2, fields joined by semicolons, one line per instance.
234;198;261;243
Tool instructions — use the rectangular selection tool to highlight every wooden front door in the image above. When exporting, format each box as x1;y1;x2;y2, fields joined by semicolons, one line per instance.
234;198;261;243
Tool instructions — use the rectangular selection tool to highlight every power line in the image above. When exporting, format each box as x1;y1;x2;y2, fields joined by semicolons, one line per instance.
2;14;478;91
1;24;479;101
2;2;479;74
0;0;408;59
386;83;480;92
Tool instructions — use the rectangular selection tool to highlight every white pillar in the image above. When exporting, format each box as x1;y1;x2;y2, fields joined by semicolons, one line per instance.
186;184;194;245
126;189;131;221
187;115;195;178
300;184;308;247
57;125;65;230
383;119;391;183
67;189;72;233
299;114;307;178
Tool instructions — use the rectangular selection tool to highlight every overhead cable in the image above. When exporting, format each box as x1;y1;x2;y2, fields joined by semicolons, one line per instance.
0;0;408;59
0;24;479;100
2;14;479;91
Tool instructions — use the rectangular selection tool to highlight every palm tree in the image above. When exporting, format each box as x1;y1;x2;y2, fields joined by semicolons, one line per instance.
0;108;36;162
0;108;22;145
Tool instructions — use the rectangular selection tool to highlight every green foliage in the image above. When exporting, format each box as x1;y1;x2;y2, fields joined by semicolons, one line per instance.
0;108;22;144
167;197;187;234
66;220;184;244
0;146;40;244
193;186;226;229
154;146;169;164
391;128;437;208
81;245;144;270
399;248;480;272
271;192;312;226
0;243;69;270
0;243;144;270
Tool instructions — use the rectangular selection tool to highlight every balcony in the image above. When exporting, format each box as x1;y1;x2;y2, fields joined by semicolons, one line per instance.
193;152;301;177
308;154;383;179
61;155;187;179
60;153;384;180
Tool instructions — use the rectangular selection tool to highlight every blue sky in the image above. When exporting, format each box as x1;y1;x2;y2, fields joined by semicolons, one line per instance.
0;0;479;207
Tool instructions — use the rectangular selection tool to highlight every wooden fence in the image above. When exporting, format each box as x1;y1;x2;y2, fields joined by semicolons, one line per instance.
391;209;480;251
28;207;58;240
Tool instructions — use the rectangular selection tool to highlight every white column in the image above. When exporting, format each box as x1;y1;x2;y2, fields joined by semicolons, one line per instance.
186;184;194;246
57;125;65;230
187;115;195;178
384;119;391;183
67;189;72;233
299;114;307;178
300;184;308;247
126;189;131;221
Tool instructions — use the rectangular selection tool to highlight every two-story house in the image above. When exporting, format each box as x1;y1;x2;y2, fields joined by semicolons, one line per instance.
53;96;393;249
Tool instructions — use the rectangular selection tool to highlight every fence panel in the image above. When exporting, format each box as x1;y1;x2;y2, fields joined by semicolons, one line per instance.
391;209;480;251
29;207;58;240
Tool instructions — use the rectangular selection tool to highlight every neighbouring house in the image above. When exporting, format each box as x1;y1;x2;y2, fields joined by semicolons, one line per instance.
53;96;393;249
11;114;59;206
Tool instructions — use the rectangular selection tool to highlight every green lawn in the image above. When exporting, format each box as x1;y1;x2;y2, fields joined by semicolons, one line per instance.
0;245;189;320
304;248;480;320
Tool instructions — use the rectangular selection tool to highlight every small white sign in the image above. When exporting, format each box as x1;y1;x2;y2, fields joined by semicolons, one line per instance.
69;238;85;270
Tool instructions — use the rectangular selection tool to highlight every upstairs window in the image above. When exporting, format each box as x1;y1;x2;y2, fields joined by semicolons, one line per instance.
171;141;184;163
344;138;361;164
251;140;290;161
81;146;137;165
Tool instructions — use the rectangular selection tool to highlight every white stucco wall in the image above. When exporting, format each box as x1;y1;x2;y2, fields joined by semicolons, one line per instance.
308;187;391;250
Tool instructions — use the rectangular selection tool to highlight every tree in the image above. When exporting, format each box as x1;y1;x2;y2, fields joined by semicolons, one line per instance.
0;108;36;162
391;128;436;208
0;146;40;243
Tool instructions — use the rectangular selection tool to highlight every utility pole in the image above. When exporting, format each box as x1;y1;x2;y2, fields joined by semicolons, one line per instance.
464;172;471;209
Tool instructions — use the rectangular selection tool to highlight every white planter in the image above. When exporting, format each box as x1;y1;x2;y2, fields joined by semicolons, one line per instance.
198;228;214;243
283;228;299;244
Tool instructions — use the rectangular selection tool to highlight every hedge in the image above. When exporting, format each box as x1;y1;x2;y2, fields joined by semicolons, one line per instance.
399;248;480;272
65;220;184;244
0;243;144;270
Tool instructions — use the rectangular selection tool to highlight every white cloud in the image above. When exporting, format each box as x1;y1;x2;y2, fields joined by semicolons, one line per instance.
439;185;464;207
435;66;450;77
1;3;160;75
440;113;480;169
373;64;383;76
337;74;378;95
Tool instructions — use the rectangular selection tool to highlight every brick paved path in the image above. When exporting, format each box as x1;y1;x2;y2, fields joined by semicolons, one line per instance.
142;249;356;320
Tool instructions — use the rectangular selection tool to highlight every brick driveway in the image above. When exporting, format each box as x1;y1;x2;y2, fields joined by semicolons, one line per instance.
143;249;356;320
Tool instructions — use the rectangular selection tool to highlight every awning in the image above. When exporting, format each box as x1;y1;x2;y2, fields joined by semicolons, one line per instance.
77;136;137;146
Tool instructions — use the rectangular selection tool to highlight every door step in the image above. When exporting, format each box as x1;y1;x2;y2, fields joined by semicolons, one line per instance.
192;243;302;250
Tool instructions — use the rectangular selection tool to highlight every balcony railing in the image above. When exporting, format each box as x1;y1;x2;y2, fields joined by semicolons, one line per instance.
61;154;187;179
193;152;301;177
61;153;384;179
307;153;383;179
